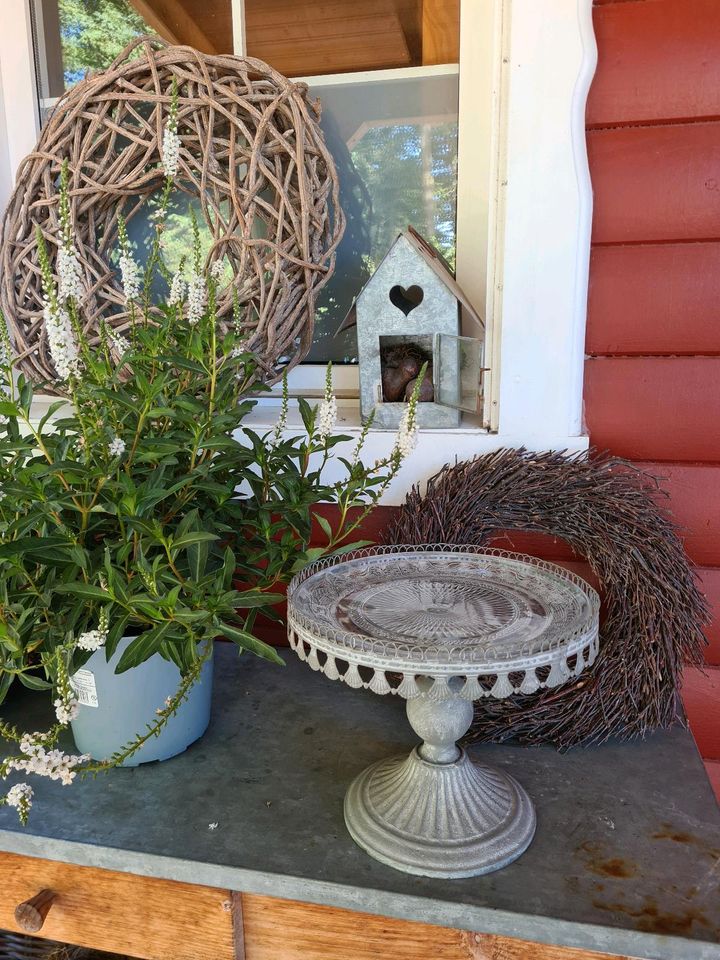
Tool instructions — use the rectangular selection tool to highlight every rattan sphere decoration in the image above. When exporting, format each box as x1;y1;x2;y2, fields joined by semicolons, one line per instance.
0;36;344;385
386;448;709;748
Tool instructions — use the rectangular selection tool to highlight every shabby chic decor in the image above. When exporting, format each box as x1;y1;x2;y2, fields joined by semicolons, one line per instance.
387;448;709;748
287;544;599;877
0;36;343;386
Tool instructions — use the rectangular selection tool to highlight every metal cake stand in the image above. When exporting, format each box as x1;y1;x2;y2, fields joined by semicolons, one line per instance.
287;545;600;879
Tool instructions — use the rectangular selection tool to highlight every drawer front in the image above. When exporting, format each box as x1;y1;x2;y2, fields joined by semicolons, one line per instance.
241;893;632;960
1;852;632;960
0;851;241;960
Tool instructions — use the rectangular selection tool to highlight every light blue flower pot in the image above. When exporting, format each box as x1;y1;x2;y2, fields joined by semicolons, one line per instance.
70;637;214;766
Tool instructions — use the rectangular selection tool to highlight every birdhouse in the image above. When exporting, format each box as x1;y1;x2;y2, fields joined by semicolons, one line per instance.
338;227;485;429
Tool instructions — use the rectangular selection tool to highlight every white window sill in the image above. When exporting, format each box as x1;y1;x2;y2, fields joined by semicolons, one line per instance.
249;400;588;505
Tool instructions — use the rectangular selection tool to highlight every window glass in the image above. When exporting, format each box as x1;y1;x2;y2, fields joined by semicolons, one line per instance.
29;0;461;366
244;0;461;363
244;0;459;77
30;0;233;119
307;69;458;362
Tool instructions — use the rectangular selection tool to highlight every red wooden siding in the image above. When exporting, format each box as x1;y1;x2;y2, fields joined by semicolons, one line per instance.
586;0;720;798
587;244;720;356
682;667;720;761
588;123;720;245
630;464;720;570
698;568;720;666
587;0;720;128
584;358;720;462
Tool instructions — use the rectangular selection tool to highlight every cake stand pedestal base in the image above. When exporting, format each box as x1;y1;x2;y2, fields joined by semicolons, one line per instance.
344;688;536;878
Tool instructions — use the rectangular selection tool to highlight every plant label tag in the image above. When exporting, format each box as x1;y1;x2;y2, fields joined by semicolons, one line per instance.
71;669;99;708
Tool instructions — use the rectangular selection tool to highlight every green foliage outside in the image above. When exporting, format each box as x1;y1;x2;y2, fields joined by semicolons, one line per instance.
59;0;153;85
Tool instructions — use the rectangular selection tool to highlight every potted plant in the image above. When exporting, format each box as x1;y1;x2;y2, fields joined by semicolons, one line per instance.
0;156;424;823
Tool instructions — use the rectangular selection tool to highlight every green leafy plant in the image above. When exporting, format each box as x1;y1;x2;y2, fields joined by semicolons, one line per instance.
0;100;424;823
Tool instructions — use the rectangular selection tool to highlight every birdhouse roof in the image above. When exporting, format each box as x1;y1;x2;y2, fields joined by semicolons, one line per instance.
336;226;485;335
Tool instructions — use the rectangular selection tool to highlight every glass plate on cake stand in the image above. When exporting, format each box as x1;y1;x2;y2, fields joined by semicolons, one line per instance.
287;544;600;878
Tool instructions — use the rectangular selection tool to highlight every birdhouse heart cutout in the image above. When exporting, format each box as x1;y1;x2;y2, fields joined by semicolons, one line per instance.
389;284;424;316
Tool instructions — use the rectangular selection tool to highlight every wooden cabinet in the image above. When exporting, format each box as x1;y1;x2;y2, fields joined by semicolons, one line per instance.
0;851;239;960
0;851;630;960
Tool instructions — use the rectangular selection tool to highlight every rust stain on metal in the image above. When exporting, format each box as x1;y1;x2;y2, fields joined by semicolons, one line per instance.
591;896;714;937
651;822;720;860
577;841;638;879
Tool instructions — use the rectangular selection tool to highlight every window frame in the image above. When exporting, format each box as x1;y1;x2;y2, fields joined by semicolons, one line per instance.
0;0;597;503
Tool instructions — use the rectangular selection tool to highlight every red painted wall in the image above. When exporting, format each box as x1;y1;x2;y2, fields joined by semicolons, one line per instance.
585;0;720;794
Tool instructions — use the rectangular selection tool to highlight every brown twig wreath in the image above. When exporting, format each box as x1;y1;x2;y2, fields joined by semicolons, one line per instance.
385;448;708;748
0;36;344;386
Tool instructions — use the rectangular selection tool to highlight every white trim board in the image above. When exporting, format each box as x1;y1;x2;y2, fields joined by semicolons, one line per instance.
0;0;40;201
487;0;597;441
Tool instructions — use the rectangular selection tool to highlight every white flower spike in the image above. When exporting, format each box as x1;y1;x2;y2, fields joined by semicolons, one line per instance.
77;609;109;652
56;161;85;304
316;363;337;440
394;405;419;459
43;299;80;381
168;270;187;306
53;697;79;725
162;78;181;179
162;118;181;179
57;241;84;304
8;737;88;786
187;272;206;326
119;251;142;303
76;630;104;651
110;330;131;356
5;783;33;819
269;372;289;447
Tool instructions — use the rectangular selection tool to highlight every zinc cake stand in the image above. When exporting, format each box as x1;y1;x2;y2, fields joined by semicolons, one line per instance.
287;545;600;879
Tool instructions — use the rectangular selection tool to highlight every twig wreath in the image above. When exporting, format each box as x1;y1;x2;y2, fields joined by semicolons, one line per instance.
386;448;708;748
0;36;344;385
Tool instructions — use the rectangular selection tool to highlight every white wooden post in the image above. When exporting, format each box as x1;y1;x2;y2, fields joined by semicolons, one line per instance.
0;0;40;212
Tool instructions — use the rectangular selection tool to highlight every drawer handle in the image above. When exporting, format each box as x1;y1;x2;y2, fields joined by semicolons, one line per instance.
15;889;56;932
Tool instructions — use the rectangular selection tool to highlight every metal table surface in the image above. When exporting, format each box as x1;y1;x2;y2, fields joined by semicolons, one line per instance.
0;642;718;960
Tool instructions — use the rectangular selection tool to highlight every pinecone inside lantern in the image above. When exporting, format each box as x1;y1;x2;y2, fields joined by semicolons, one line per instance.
380;341;434;404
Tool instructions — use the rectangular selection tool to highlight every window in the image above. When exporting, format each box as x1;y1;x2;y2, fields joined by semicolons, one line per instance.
27;0;465;371
306;67;459;363
30;0;237;122
2;0;596;477
243;1;462;367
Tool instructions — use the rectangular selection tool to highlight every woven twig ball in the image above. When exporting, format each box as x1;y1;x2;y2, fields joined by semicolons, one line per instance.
0;36;344;385
386;448;709;748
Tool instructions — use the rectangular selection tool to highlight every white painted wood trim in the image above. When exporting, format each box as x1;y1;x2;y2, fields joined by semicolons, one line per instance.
569;0;599;436
455;0;506;431
0;55;12;213
231;0;247;57
295;63;458;87
0;0;39;213
492;0;597;442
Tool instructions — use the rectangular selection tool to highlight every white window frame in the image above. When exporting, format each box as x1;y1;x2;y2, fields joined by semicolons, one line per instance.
0;0;597;504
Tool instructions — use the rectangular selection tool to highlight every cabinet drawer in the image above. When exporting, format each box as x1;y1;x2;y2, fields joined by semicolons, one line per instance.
241;894;632;960
0;851;241;960
0;852;631;960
